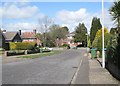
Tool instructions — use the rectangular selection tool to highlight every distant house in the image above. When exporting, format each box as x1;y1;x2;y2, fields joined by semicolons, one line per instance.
0;33;6;49
1;31;22;50
55;32;82;47
55;32;75;46
3;32;22;43
21;30;41;46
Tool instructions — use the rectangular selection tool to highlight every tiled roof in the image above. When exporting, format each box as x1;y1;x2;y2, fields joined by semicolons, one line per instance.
66;33;75;37
21;32;36;39
3;32;18;40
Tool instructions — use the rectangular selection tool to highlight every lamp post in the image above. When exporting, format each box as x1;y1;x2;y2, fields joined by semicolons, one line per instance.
102;0;105;68
86;33;88;55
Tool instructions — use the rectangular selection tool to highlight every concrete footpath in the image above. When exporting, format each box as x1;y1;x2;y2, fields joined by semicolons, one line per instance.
73;53;119;84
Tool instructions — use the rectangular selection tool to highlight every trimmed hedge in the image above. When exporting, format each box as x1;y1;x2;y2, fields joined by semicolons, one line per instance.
9;42;37;50
6;50;25;56
61;44;70;47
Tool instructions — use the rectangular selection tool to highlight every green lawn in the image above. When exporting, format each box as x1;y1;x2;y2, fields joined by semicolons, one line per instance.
17;50;63;59
0;51;4;55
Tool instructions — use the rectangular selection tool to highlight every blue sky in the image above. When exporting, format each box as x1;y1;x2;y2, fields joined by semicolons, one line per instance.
1;2;114;32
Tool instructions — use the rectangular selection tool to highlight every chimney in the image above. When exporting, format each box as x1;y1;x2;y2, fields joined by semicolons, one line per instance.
19;30;21;35
33;29;36;34
2;30;6;33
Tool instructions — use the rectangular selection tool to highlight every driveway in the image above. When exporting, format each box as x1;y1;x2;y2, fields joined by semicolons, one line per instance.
2;48;87;84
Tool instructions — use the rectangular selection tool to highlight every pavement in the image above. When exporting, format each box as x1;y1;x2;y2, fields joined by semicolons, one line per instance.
2;48;120;85
71;52;119;85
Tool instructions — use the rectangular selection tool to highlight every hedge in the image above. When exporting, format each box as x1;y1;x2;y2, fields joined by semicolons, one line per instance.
62;44;70;47
9;42;37;50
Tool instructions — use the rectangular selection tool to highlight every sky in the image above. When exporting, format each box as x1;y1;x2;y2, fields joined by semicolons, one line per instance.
0;1;115;33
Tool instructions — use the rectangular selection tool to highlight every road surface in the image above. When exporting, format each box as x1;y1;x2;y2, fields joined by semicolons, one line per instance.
2;48;88;84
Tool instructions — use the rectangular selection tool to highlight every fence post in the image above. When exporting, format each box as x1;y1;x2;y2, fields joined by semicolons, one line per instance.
25;50;27;55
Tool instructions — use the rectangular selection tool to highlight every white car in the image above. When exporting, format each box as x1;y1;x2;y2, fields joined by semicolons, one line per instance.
43;47;53;51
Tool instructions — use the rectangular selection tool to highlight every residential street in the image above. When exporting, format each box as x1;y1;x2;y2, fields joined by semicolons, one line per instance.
2;48;87;84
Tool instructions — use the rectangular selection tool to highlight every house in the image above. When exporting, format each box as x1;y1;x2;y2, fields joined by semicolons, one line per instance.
0;33;6;49
3;32;22;43
1;31;22;50
55;32;82;47
21;29;41;46
55;32;75;46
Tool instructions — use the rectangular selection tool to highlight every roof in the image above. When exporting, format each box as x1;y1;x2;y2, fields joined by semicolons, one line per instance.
66;33;75;37
21;32;36;39
3;32;18;40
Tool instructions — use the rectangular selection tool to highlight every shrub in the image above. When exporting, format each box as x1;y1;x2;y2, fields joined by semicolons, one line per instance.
9;42;37;50
106;45;116;62
62;44;70;47
113;34;120;68
9;42;16;50
27;44;34;50
92;28;111;51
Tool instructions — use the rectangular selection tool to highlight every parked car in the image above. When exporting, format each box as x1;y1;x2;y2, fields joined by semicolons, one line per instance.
42;47;53;51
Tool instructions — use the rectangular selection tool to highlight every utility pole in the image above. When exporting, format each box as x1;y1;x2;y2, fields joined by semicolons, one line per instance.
102;0;105;68
86;33;88;56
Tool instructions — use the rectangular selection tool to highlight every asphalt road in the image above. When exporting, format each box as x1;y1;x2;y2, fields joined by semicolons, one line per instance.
2;48;87;84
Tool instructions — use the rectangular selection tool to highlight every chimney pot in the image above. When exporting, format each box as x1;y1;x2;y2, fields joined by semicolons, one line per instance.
19;30;21;35
33;29;36;34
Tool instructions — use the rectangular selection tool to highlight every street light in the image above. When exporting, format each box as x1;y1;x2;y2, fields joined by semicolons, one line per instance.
85;33;88;48
86;33;88;55
102;0;105;68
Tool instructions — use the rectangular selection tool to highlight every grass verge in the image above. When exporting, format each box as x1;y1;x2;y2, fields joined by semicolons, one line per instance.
17;50;63;59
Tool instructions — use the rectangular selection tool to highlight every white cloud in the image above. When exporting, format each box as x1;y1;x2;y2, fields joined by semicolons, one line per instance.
1;3;39;19
2;22;49;33
56;8;93;32
3;22;38;31
103;9;116;30
56;8;115;33
1;2;115;33
1;0;115;2
56;8;88;24
0;8;3;19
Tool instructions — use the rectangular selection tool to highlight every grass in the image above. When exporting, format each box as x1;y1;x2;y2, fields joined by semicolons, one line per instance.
17;50;63;59
0;51;4;55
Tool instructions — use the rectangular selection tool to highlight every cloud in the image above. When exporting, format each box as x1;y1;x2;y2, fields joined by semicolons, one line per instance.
56;8;115;33
3;22;38;31
1;2;115;33
56;8;94;32
2;22;49;33
1;2;39;19
56;8;88;24
103;9;116;30
1;0;115;2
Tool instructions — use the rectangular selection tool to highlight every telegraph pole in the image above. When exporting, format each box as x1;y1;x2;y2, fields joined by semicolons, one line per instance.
102;0;105;68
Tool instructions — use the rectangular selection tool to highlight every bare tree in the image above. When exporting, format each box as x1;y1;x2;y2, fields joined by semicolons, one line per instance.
38;16;53;47
38;16;53;33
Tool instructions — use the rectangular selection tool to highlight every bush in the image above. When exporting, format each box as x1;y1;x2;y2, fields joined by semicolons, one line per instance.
9;42;16;50
92;28;112;51
106;46;116;62
62;44;70;47
113;34;120;69
27;44;34;50
9;42;37;50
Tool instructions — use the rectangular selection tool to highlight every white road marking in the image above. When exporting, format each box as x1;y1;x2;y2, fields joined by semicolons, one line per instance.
70;55;83;84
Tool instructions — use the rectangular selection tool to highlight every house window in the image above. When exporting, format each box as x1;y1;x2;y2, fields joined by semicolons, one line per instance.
14;39;18;42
